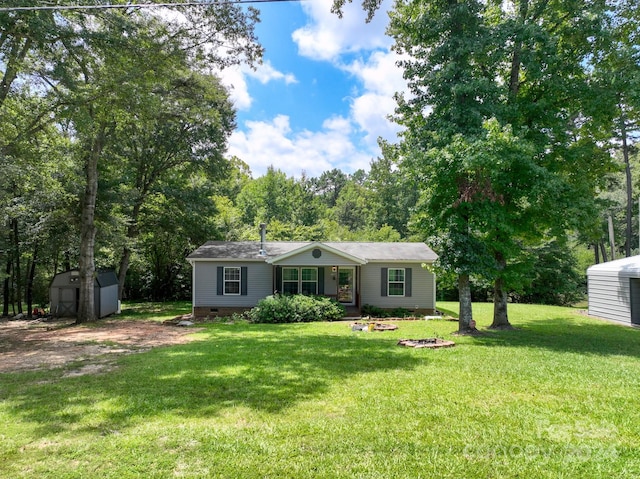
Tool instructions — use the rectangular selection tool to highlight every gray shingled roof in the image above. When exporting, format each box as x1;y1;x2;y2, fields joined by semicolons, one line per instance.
187;241;437;262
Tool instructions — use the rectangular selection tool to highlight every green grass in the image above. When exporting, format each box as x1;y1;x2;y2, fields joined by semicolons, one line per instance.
1;301;640;478
116;301;192;322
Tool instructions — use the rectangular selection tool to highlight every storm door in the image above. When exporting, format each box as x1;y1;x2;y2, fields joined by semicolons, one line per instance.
338;267;355;305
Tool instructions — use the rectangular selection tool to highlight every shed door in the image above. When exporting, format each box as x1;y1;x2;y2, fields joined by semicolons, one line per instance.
57;287;78;316
630;278;640;325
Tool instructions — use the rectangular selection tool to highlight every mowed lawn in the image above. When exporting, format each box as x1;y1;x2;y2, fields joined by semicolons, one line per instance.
1;302;640;478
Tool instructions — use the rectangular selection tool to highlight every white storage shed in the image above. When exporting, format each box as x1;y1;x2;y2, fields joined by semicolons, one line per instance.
587;256;640;326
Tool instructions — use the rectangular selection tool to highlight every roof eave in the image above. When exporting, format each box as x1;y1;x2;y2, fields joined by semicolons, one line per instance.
266;241;367;265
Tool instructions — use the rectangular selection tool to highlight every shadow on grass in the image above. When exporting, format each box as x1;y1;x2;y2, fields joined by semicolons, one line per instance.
5;323;422;435
469;314;640;358
117;301;191;320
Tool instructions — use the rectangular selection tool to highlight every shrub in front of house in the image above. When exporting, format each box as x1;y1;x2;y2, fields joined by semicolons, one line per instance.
249;294;346;323
361;304;413;318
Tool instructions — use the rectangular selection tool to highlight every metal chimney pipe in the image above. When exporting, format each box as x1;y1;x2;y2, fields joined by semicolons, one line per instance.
259;223;267;256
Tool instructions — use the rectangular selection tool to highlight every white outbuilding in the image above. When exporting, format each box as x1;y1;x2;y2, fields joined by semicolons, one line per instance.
587;256;640;326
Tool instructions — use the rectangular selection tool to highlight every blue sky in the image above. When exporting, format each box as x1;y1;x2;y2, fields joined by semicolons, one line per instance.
217;0;406;178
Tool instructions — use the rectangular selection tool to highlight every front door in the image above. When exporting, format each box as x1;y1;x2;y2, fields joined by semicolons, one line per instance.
338;267;355;305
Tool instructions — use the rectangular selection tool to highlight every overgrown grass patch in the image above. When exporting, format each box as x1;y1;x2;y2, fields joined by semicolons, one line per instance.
2;302;640;477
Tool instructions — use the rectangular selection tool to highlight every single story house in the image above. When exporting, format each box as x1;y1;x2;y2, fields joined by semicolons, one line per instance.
587;255;640;326
50;269;120;318
187;238;438;319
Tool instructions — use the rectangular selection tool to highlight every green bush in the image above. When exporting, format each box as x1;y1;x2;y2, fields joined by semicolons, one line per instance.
249;295;346;323
361;304;413;318
361;304;388;318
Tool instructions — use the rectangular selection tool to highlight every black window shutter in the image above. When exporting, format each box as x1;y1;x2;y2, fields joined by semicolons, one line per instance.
275;266;282;293
381;268;388;297
318;267;325;295
241;267;248;296
405;268;412;297
217;267;224;295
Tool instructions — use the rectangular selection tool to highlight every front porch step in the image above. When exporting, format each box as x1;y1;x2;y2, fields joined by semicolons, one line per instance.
343;306;361;318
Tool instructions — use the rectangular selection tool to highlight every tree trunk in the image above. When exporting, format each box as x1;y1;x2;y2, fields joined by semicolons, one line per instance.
11;218;22;314
76;127;106;324
2;253;10;317
26;242;38;319
490;275;513;329
117;202;142;300
458;273;476;333
63;250;71;271
620;109;632;257
117;246;131;301
599;241;608;263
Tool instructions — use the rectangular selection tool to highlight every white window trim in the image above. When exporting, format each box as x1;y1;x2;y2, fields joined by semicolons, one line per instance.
388;267;405;297
282;267;318;295
224;266;241;296
301;267;318;295
282;267;299;294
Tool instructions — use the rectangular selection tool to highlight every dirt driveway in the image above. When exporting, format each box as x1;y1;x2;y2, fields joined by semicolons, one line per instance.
0;317;201;375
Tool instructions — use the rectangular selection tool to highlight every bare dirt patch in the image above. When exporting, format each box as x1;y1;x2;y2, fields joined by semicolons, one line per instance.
0;317;201;374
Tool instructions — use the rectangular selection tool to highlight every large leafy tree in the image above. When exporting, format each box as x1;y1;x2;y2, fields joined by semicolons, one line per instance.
1;2;261;321
333;0;613;331
389;0;501;332
590;1;640;257
107;72;236;300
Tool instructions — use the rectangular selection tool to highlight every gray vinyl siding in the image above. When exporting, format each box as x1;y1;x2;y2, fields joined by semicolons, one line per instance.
193;261;273;307
361;263;435;310
587;272;632;325
274;249;361;266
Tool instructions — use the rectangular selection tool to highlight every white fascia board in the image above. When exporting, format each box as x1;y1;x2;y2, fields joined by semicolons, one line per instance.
266;241;367;265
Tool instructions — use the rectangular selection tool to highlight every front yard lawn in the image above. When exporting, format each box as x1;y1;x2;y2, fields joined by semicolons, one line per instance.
1;302;639;478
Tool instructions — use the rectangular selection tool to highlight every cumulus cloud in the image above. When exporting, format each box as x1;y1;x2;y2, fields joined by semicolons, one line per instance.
226;0;408;177
246;60;297;85
229;115;372;178
344;49;409;146
216;66;253;110
292;0;391;61
346;49;408;98
216;61;297;111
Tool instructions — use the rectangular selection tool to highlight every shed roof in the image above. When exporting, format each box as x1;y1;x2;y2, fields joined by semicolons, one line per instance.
587;255;640;276
187;241;438;263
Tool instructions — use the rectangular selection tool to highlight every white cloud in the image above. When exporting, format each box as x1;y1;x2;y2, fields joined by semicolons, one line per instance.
292;0;391;61
226;0;407;177
216;65;253;110
229;114;372;178
246;60;297;85
346;49;408;98
290;0;406;150
351;92;401;146
216;61;297;111
343;49;409;146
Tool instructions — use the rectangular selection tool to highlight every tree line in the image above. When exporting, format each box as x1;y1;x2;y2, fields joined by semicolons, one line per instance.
2;1;639;329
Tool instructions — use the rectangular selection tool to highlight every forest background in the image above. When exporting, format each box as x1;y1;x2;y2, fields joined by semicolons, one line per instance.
1;0;638;322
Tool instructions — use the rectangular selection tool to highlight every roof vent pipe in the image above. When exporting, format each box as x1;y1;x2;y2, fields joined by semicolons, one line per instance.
259;223;267;256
